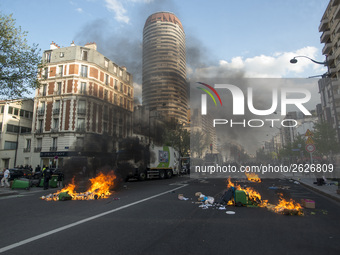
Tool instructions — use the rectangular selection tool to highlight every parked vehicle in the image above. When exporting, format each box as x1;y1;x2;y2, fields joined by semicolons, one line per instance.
0;168;32;181
116;138;180;181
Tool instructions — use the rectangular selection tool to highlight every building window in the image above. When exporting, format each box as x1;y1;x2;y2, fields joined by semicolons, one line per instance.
114;79;118;90
6;124;19;134
25;139;31;152
44;67;48;79
21;126;31;134
105;74;109;85
8;106;13;114
4;141;17;150
42;84;47;96
38;119;43;133
51;137;58;151
56;82;62;95
80;82;86;94
13;108;19;116
77;118;85;132
104;59;109;69
81;50;88;61
81;65;88;77
78;100;86;115
1;106;4;113
45;52;51;63
53;118;59;131
58;65;63;77
36;138;42;151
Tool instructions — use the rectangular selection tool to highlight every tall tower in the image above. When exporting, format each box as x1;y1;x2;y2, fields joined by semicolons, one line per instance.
143;12;187;124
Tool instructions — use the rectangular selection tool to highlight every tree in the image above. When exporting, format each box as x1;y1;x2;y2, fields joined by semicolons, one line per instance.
162;119;190;157
313;122;339;154
0;13;42;99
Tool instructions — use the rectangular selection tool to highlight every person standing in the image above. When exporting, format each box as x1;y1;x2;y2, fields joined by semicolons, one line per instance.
1;168;10;188
43;167;51;190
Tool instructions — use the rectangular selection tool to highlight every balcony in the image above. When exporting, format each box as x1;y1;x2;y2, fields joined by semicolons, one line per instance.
322;42;332;55
335;4;340;19
76;127;86;133
53;91;61;95
23;148;31;153
320;30;331;43
319;18;329;32
50;147;58;152
34;147;42;152
35;129;43;134
51;128;59;133
53;108;60;115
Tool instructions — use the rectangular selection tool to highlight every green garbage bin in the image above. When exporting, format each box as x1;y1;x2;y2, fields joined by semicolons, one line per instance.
11;179;30;189
49;175;58;188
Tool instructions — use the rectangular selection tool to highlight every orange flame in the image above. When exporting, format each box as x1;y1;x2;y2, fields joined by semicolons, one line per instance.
227;178;267;207
42;171;116;201
244;170;261;183
271;193;303;215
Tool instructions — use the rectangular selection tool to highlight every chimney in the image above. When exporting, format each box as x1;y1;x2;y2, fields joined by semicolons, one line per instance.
84;42;97;51
50;41;60;50
71;41;75;46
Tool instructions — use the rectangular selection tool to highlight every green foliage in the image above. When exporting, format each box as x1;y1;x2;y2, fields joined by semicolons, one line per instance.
0;13;42;99
162;120;190;157
313;122;339;154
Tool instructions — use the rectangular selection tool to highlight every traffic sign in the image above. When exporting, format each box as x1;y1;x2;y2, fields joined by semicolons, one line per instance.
305;144;316;153
305;129;313;137
305;137;314;145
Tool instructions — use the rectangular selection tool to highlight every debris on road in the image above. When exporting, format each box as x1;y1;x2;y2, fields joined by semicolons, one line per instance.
178;194;189;200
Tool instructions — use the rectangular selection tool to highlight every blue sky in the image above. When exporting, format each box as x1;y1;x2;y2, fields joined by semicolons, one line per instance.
1;0;329;96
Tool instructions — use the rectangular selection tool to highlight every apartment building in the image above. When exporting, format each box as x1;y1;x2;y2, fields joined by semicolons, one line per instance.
0;99;34;169
33;41;133;170
318;0;340;141
143;12;188;125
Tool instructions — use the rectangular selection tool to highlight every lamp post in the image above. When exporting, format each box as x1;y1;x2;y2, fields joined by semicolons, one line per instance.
289;56;328;66
12;116;21;168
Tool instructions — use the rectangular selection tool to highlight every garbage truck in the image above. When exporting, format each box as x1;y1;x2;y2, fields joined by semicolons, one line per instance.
116;138;180;181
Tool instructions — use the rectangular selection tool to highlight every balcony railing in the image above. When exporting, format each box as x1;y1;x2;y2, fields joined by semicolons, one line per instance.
50;146;58;151
34;147;42;152
37;109;45;116
53;108;60;114
35;129;43;134
51;128;59;133
23;148;31;153
76;127;86;133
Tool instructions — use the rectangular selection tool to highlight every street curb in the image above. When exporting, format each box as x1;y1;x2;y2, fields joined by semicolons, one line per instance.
0;190;19;197
298;181;340;203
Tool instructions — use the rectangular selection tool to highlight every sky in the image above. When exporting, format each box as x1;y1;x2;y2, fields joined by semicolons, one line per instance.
1;0;331;153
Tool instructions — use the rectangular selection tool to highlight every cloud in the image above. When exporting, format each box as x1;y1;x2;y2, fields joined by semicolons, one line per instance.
216;46;327;78
104;0;154;24
75;8;83;13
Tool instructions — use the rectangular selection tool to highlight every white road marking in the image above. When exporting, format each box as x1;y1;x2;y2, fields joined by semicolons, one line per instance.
0;184;188;253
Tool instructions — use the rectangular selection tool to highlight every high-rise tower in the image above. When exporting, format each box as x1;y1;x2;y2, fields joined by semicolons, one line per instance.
142;12;187;124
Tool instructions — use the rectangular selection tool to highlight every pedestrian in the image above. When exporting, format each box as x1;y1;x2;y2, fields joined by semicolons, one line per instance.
1;168;10;188
43;166;52;190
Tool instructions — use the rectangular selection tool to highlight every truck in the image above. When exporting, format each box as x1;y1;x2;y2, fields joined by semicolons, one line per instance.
116;138;180;181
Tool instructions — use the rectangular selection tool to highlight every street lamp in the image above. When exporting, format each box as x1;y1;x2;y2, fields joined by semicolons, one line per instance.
289;56;328;66
12;116;20;168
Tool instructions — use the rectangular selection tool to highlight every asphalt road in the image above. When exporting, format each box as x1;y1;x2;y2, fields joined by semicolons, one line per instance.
0;176;339;255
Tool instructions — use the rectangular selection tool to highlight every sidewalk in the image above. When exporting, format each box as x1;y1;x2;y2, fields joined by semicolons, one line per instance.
293;177;340;203
0;185;61;197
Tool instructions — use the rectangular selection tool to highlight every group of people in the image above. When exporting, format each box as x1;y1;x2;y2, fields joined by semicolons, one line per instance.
0;165;53;189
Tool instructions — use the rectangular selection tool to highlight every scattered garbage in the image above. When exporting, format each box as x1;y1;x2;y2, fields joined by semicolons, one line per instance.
226;211;235;215
300;199;315;209
195;192;214;204
178;194;189;201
